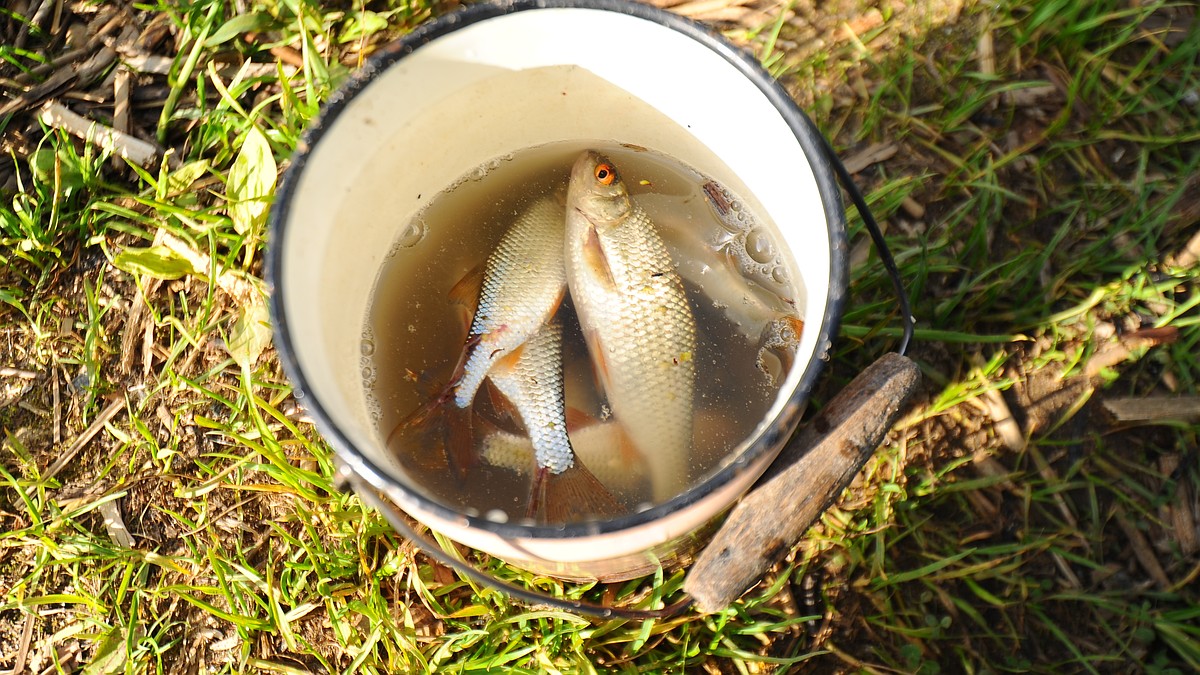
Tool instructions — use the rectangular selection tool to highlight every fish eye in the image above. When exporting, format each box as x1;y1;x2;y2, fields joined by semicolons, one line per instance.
595;163;616;185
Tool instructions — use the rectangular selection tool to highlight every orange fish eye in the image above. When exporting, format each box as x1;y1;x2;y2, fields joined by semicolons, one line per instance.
595;163;616;185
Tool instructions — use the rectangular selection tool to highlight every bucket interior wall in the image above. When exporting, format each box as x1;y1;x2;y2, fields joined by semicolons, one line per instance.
279;8;834;560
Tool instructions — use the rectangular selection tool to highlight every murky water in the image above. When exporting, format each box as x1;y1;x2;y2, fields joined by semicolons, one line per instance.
363;141;804;523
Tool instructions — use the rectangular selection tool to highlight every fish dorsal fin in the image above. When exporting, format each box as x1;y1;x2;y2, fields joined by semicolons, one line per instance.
448;262;486;328
582;225;617;293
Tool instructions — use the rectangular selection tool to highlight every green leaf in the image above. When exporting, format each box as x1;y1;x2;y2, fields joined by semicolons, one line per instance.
0;288;27;316
29;147;85;190
227;295;271;370
82;626;127;675
339;10;389;43
205;12;273;47
113;245;201;280
227;126;277;237
165;159;211;196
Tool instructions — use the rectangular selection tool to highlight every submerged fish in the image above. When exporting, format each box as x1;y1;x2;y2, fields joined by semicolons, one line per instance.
638;190;805;385
486;319;620;522
454;196;568;409
481;416;651;504
565;151;697;502
388;196;566;477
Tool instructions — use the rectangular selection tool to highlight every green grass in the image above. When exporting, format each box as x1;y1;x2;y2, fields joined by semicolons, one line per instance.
2;0;1199;672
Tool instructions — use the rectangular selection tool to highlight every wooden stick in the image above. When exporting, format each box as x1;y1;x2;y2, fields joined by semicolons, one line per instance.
1103;396;1200;424
684;353;922;612
38;100;161;167
1115;505;1172;590
41;397;126;484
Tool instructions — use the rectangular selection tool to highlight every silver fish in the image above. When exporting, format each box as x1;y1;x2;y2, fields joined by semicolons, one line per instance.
389;196;566;479
454;196;567;409
486;319;619;522
564;151;697;502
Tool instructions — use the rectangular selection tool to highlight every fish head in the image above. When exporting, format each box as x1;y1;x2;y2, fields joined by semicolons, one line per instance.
568;151;631;230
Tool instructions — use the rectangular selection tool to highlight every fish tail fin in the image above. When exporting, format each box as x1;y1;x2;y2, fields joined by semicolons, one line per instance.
385;380;478;481
529;462;621;524
442;403;477;481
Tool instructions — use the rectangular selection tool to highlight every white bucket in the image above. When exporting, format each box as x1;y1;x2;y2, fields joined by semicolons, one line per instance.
268;0;848;583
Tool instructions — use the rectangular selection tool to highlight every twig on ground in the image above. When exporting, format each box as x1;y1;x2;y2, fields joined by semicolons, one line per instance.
671;0;754;23
1114;506;1172;590
98;499;135;548
842;142;898;174
13;9;126;86
0;611;36;675
1170;228;1200;268
981;386;1026;452
0;367;38;379
977;26;995;78
899;196;925;219
40;397;126;484
1103;397;1200;424
38;99;162;167
1085;327;1179;379
52;366;60;444
13;0;56;51
142;318;156;378
841;9;884;42
0;67;77;117
269;45;305;68
112;66;131;133
111;65;131;171
1159;454;1199;557
120;53;175;75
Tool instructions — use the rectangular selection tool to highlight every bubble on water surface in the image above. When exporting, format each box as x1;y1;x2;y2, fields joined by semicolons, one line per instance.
392;217;427;250
744;228;775;264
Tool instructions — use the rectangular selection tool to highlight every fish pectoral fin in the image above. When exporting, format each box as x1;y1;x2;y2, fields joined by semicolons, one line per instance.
582;225;617;293
385;385;479;480
448;263;487;331
490;342;526;375
565;406;597;433
582;328;611;391
443;404;477;481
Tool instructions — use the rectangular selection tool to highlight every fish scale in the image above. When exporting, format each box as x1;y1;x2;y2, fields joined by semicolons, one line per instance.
566;151;697;502
454;197;566;409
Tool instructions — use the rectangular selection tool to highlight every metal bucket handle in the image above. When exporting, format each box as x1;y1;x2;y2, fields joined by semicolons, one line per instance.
340;127;914;620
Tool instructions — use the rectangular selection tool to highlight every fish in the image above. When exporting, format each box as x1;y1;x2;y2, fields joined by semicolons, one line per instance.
481;414;652;504
387;196;566;478
636;190;805;385
454;196;568;409
564;150;697;502
486;318;621;522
